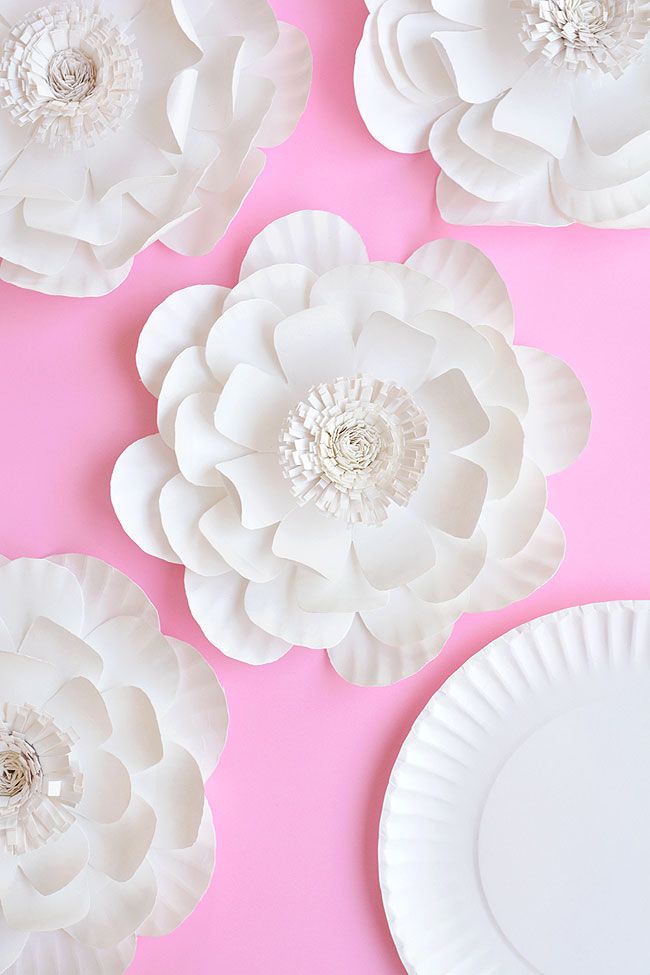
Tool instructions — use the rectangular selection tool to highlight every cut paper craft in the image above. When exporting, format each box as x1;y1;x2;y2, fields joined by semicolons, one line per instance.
111;209;591;686
379;602;650;975
355;0;650;227
0;0;312;296
0;554;228;975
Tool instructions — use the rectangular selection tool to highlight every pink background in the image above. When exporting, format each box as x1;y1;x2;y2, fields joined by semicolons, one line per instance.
1;0;650;971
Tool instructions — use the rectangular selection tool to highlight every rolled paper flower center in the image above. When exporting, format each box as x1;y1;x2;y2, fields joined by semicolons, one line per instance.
0;3;143;151
0;704;83;855
47;48;97;102
512;0;650;76
279;375;430;526
0;748;37;798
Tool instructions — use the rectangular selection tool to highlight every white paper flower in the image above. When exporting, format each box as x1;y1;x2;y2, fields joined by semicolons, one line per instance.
0;553;227;975
111;210;591;686
355;0;650;227
0;0;311;296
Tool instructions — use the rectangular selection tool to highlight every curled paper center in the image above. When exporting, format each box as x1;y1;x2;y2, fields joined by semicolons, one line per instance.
0;704;83;855
512;0;650;76
0;4;143;151
279;374;429;526
0;748;36;798
47;48;97;102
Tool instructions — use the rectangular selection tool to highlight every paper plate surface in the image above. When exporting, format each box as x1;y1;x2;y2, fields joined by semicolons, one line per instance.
379;602;650;975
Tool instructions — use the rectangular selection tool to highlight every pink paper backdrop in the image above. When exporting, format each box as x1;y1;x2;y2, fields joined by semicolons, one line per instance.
1;1;649;972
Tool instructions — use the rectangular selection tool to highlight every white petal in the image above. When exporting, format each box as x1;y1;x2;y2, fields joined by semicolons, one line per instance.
476;325;528;415
77;751;131;826
409;528;487;602
310;264;404;340
361;585;461;646
161;637;228;780
414;309;495;385
481;458;547;559
434;19;526;104
273;504;352;579
157;346;216;449
406;239;514;340
47;555;158;638
227;264;317;316
240;210;368;278
354;507;436;590
0;912;27;972
244;566;354;648
45;677;112;749
110;436;181;563
460;405;524;499
175;391;244;485
214;363;294;450
185;569;291;664
19;618;102;683
0;246;132;299
66;861;156;950
418;369;489;450
19;824;89;897
205;298;284;385
436;167;568;228
217;453;294;530
516;346;591;475
199;497;283;583
158;475;229;577
137;743;204;850
136;286;229;396
0;652;63;708
0;558;83;645
412;453;487;537
139;802;214;937
295;554;389;614
84;795;156;884
469;509;565;612
355;312;435;389
371;262;454;318
328;615;453;686
1;870;89;932
0;932;135;975
492;61;574;158
0;205;77;275
274;306;356;393
86;617;180;712
252;22;312;147
103;686;163;774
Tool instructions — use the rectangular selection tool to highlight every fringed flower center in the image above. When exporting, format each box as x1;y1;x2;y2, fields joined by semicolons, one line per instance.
0;3;142;151
512;0;650;76
279;375;429;526
0;703;83;855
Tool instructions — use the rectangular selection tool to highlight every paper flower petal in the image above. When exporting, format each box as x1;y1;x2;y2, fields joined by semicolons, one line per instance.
136;744;204;851
66;861;157;949
113;211;589;685
0;558;83;645
19;825;89;898
84;796;156;884
19;618;102;683
110;436;181;564
515;347;592;475
0;933;135;975
240;210;368;279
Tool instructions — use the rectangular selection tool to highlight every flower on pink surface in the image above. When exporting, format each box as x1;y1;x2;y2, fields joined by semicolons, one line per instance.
112;210;591;686
0;0;311;296
0;554;227;975
355;0;650;227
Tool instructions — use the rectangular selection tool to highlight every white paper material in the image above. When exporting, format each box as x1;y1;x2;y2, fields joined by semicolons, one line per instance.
379;601;650;975
0;555;228;975
355;0;650;227
111;209;592;686
0;0;312;296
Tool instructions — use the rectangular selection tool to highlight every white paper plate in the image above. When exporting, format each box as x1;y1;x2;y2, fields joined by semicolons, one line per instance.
379;602;650;975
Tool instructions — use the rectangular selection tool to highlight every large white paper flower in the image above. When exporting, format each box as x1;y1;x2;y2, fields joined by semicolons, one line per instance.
0;554;227;975
355;0;650;227
0;0;311;296
111;210;591;686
